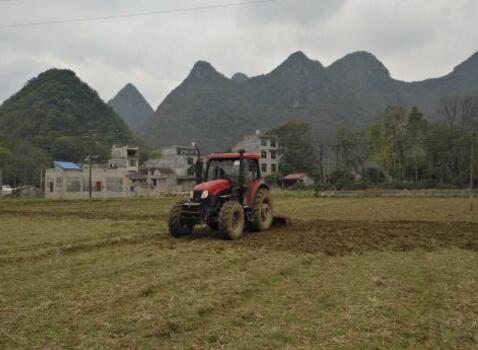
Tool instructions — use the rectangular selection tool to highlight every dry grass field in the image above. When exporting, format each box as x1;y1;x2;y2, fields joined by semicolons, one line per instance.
1;195;478;349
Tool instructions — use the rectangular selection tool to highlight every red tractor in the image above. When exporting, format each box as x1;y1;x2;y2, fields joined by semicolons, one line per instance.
168;150;274;240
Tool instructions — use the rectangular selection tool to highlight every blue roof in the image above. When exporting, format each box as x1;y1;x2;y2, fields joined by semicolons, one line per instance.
54;161;82;170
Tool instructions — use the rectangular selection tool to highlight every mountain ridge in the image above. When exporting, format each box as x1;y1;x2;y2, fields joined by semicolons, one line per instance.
140;50;478;152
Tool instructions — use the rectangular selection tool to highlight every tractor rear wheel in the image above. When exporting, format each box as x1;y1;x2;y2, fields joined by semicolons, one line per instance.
218;201;245;240
251;188;273;231
168;200;193;237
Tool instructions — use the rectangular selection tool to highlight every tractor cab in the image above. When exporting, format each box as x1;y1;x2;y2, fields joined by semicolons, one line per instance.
168;150;273;240
195;152;262;203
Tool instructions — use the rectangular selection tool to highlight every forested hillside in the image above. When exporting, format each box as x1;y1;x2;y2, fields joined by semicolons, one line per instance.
0;69;134;186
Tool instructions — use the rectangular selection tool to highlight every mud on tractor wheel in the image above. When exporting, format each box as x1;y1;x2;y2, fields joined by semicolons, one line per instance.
168;200;193;237
218;200;245;240
251;188;273;231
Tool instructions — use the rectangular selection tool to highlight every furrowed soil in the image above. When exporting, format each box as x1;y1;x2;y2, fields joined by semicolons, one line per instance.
1;196;477;349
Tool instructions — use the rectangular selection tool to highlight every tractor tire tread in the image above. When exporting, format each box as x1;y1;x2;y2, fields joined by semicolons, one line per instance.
168;200;193;237
218;200;245;240
251;188;273;231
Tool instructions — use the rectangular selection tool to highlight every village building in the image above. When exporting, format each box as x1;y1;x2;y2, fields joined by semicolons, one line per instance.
143;145;199;193
45;145;146;200
233;130;279;176
108;145;140;171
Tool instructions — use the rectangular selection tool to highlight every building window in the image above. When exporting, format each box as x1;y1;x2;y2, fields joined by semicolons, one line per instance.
261;151;267;159
271;164;277;173
271;140;277;148
187;157;194;165
129;159;136;167
49;182;54;192
271;150;277;159
261;163;267;173
261;138;267;147
95;181;102;192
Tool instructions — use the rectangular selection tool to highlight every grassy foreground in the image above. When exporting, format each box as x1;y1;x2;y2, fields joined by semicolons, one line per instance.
0;196;477;349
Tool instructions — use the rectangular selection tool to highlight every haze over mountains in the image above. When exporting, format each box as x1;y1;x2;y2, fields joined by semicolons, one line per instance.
134;50;478;152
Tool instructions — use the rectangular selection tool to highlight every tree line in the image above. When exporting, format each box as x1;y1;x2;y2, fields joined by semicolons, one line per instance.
268;95;478;190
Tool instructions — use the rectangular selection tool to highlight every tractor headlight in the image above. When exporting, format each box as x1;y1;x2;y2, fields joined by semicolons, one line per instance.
190;190;194;199
201;190;209;199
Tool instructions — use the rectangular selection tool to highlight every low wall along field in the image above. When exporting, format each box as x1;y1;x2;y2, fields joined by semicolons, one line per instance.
0;196;477;348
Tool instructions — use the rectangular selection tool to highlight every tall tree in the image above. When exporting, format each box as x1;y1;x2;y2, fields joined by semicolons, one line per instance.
267;121;317;175
406;106;428;183
0;146;14;186
382;106;407;184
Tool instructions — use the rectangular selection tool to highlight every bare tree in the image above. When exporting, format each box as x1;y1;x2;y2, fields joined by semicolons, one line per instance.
460;96;478;131
441;95;460;130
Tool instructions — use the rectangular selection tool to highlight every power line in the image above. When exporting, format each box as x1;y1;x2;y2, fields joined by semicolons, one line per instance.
0;0;287;29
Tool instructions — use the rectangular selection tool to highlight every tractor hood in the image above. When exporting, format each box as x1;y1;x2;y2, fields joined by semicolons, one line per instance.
193;179;231;196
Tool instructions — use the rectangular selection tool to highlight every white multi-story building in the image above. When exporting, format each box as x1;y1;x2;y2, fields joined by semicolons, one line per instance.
143;145;198;193
234;130;279;176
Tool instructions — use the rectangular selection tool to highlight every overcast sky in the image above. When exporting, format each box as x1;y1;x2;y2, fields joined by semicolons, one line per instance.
1;0;477;108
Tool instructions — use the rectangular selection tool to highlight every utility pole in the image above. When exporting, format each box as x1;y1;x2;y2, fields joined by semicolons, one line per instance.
40;169;43;194
470;132;476;212
85;130;97;200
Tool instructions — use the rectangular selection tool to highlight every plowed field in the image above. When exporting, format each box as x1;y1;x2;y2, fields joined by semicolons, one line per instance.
1;196;477;349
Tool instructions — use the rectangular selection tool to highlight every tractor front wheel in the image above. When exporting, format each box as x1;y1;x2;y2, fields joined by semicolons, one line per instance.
218;201;245;240
251;188;273;231
168;200;193;238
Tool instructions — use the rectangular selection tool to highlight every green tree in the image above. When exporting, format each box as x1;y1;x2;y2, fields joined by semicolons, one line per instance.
336;127;372;180
51;136;85;162
406;107;428;183
382;106;408;184
0;146;14;185
267;121;317;175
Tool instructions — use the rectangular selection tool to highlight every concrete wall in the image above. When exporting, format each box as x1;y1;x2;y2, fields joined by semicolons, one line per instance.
146;146;197;177
45;168;137;200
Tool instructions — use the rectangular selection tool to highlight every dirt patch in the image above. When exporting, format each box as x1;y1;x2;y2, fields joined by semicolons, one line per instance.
189;219;478;256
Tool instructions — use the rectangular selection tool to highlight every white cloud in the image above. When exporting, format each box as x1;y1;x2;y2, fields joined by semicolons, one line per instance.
0;0;477;108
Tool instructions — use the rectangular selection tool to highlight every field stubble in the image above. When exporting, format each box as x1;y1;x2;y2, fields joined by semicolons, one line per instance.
0;196;477;349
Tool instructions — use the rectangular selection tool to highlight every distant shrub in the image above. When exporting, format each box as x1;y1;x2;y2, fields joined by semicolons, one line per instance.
264;174;282;187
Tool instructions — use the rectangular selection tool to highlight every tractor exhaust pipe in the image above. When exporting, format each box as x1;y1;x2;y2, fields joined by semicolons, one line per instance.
192;142;202;184
238;149;245;205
